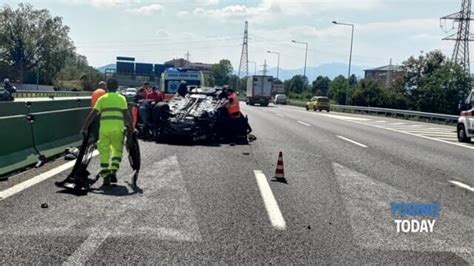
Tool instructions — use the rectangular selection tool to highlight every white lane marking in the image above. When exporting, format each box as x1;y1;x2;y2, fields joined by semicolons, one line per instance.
390;122;406;125
253;170;287;230
0;151;99;201
297;121;311;127
276;114;285;118
62;229;110;266
449;180;474;192
337;136;368;148
366;124;474;150
328;118;474;150
376;120;387;123
315;113;371;121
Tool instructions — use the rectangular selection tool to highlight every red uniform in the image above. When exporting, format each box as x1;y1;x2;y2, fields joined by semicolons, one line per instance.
145;90;163;102
227;92;240;117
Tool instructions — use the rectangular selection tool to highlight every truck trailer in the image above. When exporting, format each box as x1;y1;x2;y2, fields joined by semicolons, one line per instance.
246;75;273;106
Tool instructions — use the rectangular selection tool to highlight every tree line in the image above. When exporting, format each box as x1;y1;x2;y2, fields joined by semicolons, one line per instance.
0;4;101;90
209;50;471;115
286;50;470;115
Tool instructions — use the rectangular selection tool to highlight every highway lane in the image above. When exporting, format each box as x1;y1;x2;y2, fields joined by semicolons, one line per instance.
0;103;472;264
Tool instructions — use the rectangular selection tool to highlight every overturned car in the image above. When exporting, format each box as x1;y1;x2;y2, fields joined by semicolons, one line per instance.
135;87;252;144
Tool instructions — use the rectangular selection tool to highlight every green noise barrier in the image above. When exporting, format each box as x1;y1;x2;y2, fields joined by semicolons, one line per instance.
0;99;90;117
0;107;90;177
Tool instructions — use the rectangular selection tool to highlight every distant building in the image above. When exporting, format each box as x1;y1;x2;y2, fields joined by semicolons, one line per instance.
364;64;404;87
164;58;213;74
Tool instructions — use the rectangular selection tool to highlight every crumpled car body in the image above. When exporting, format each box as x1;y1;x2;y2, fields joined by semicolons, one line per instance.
140;87;251;143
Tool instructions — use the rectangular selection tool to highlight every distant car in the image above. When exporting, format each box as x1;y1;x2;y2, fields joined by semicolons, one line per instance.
457;109;474;143
306;96;330;112
123;88;137;97
274;94;287;105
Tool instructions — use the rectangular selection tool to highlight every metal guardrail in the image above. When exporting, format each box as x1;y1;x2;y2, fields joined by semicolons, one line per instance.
287;99;459;123
13;90;91;98
331;105;459;123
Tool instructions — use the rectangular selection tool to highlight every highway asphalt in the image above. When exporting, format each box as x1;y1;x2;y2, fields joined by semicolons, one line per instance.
0;103;473;264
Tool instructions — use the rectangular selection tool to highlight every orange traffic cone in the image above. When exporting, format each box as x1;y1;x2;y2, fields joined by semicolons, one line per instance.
274;151;287;183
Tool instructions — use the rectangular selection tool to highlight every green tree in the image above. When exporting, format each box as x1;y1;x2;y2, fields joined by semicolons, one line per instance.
210;59;233;86
328;75;347;104
57;54;102;90
401;50;470;114
351;79;384;107
0;3;74;84
311;75;331;96
285;75;305;94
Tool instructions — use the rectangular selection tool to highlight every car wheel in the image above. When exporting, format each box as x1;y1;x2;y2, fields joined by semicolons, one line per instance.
306;105;309;111
313;106;317;111
327;109;330;113
457;124;471;143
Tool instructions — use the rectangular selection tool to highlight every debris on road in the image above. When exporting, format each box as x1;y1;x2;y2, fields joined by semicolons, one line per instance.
41;203;48;209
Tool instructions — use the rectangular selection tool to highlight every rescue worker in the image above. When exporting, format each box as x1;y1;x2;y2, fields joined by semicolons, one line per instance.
90;81;108;141
134;87;146;103
225;88;241;118
177;80;188;97
91;81;107;108
145;86;163;103
80;79;134;186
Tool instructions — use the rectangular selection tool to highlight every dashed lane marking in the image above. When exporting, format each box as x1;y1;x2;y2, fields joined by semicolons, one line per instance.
337;136;368;148
254;170;287;230
297;121;311;127
449;180;474;192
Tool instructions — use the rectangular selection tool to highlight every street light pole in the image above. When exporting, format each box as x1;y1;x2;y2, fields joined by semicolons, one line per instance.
332;21;354;105
267;51;280;80
291;40;308;81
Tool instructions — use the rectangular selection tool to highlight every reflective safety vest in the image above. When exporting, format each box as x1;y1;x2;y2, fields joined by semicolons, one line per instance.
94;92;128;133
91;88;107;108
227;93;240;115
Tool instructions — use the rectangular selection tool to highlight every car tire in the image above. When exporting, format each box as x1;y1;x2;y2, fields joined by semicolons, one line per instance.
306;105;309;111
458;124;471;143
313;106;317;112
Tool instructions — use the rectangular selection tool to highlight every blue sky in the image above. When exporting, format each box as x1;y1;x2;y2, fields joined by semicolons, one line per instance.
3;0;465;71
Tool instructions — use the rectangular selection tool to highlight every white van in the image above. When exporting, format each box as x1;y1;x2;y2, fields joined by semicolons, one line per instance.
274;94;287;105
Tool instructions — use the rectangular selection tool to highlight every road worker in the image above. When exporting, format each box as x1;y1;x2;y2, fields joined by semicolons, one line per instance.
81;79;134;186
225;88;241;118
91;81;107;108
90;81;108;141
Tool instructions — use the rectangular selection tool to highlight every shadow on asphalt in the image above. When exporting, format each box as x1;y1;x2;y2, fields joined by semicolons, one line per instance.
89;184;138;197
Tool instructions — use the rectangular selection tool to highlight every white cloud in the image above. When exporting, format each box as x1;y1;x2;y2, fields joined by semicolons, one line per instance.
192;0;383;21
67;0;141;8
193;0;219;6
127;4;164;15
156;29;170;38
177;10;190;17
357;18;439;33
